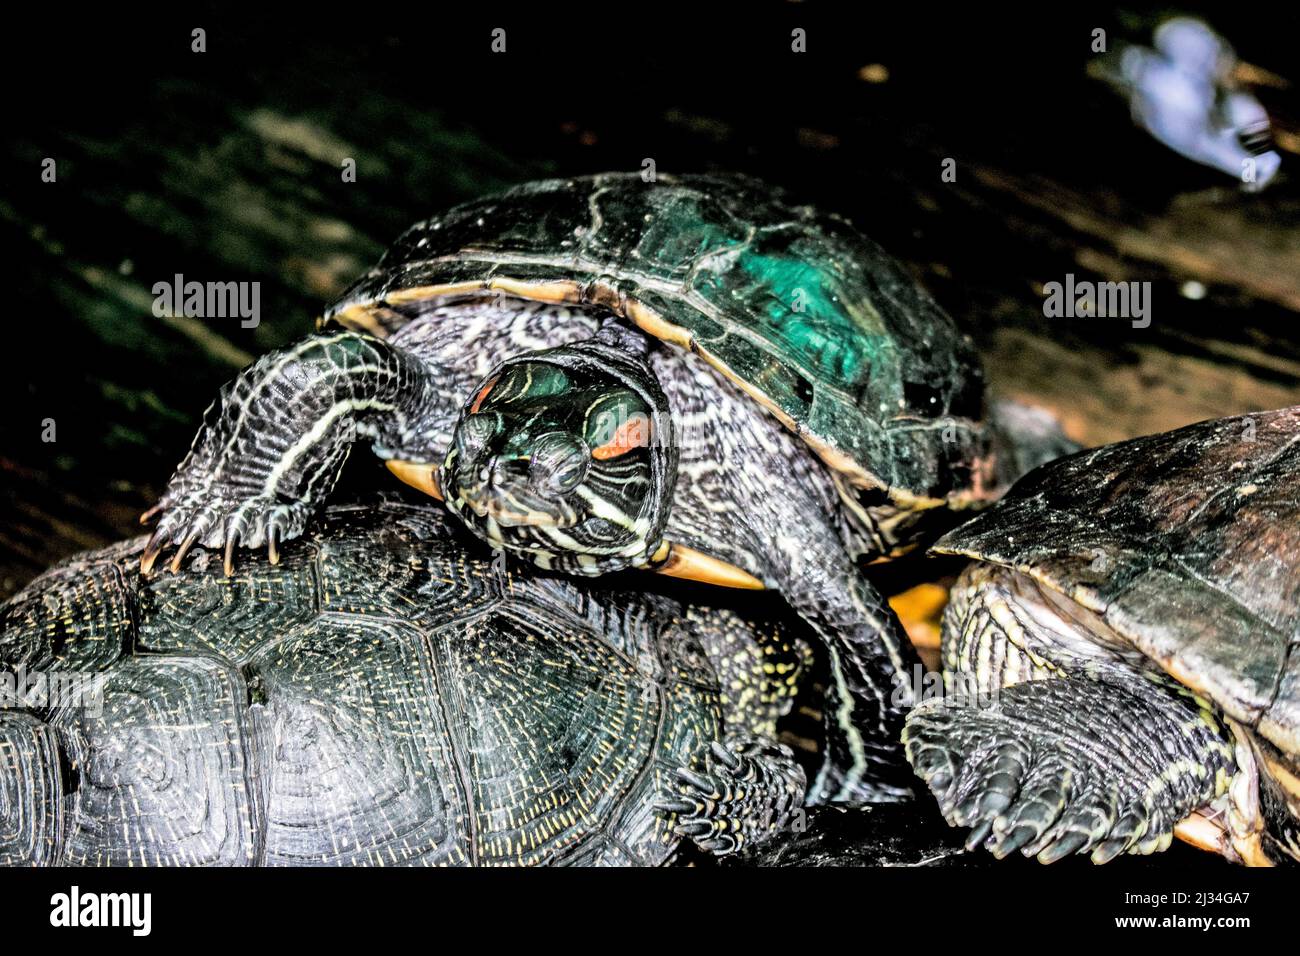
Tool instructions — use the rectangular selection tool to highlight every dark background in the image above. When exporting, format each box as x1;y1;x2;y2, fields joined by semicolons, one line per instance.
2;1;1299;596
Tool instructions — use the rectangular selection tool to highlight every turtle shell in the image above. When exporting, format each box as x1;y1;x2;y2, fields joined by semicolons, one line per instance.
325;173;997;509
933;406;1300;829
0;497;723;866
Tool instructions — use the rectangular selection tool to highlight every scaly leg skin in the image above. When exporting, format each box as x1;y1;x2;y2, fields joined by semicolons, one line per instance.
687;605;812;740
143;299;603;576
675;521;918;805
661;608;810;857
141;331;449;575
905;675;1236;863
670;511;918;805
790;560;920;805
658;737;806;856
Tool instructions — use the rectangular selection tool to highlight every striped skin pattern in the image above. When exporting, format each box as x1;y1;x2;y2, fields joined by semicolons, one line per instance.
648;327;922;802
0;499;809;866
441;321;674;575
145;296;925;804
142;305;601;571
905;564;1239;864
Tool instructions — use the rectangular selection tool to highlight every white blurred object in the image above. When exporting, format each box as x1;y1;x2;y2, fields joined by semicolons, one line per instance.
1117;16;1281;191
1153;17;1233;81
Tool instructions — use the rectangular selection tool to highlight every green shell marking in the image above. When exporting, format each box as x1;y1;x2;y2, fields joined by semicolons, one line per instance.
327;173;997;506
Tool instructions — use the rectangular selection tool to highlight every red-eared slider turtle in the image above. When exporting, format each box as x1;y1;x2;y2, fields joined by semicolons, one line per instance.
139;173;1068;803
904;405;1300;866
0;497;816;865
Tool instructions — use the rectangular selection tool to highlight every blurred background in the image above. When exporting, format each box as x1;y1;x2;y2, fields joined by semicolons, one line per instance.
2;2;1298;598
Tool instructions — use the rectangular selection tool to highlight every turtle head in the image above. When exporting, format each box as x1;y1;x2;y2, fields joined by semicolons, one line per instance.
387;336;766;590
392;343;677;576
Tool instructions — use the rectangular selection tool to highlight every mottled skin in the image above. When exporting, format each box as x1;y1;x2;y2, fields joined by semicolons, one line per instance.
0;499;812;866
905;405;1300;865
142;174;1067;803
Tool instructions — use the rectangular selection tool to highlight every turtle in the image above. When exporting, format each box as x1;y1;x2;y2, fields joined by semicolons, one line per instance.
904;404;1300;866
138;172;1069;803
0;495;822;866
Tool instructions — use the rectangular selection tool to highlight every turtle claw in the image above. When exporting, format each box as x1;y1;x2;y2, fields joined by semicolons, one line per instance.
140;530;167;574
137;491;312;577
654;798;698;815
222;532;241;577
659;736;804;858
1037;830;1091;864
138;503;165;526
709;740;742;770
988;823;1040;859
1090;836;1133;866
169;529;202;574
674;767;716;796
673;820;713;838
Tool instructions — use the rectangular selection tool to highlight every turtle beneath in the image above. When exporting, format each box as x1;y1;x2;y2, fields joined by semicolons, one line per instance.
139;173;1069;803
905;405;1300;865
0;497;819;865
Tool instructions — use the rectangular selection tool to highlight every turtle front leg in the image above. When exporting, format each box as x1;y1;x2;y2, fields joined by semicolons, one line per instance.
142;331;449;574
659;737;806;857
903;566;1238;863
904;674;1237;863
781;555;923;805
664;451;921;804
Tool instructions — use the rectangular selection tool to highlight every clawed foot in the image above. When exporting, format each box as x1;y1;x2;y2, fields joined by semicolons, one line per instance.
905;691;1188;864
139;491;313;576
656;738;804;857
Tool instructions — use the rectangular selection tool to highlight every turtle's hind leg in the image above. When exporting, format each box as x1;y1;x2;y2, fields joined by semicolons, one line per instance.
686;606;811;739
657;608;811;857
658;737;806;857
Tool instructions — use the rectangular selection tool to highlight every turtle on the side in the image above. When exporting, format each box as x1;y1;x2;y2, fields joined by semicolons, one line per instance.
905;405;1300;866
0;497;817;866
138;173;1069;802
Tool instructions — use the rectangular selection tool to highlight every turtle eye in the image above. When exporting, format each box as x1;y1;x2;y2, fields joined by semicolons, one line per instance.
456;413;499;457
529;432;589;493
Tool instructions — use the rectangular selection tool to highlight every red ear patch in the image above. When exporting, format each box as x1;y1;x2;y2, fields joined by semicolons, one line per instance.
469;375;500;414
592;414;652;460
